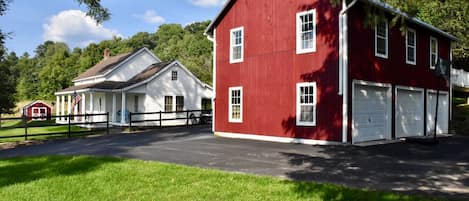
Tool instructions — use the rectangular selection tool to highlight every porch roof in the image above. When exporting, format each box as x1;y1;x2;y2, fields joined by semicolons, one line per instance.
58;61;173;94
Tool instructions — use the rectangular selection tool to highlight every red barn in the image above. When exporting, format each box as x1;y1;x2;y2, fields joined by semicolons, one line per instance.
22;101;52;121
205;0;457;144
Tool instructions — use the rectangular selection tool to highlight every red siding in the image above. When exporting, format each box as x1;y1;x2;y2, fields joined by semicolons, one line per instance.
347;4;451;141
215;0;343;141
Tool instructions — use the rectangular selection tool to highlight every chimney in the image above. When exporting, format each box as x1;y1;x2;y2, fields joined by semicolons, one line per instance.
103;49;111;60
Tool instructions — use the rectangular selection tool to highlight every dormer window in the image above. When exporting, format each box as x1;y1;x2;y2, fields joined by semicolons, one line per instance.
296;9;316;54
375;19;389;59
171;71;178;81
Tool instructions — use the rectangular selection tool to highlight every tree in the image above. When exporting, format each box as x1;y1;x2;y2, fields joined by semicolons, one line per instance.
0;52;17;116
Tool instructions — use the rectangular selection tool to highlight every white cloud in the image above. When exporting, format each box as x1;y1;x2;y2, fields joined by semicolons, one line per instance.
134;10;166;24
189;0;227;7
43;10;121;48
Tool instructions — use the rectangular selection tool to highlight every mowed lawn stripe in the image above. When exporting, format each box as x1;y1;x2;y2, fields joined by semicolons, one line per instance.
0;156;444;201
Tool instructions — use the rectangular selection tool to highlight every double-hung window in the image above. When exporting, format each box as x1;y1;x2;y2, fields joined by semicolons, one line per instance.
229;87;242;123
430;37;438;69
375;19;389;58
230;27;244;63
164;96;173;112
176;96;184;112
406;28;417;65
296;9;316;54
297;82;317;126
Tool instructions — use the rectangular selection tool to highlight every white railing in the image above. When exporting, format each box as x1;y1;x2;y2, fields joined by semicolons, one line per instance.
452;68;469;88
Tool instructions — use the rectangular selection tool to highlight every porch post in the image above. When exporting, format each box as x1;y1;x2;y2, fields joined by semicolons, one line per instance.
112;93;116;123
67;95;72;115
82;93;86;123
89;92;94;122
61;95;65;121
56;96;60;121
121;92;126;124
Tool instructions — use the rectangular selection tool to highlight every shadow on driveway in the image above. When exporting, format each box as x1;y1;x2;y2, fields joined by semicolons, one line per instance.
0;126;467;200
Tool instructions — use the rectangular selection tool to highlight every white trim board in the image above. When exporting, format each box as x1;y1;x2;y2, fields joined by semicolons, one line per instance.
215;132;341;145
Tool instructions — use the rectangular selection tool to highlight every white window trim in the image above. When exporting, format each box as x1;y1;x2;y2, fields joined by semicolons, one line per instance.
430;36;438;69
296;82;317;126
406;28;417;65
229;27;244;64
296;9;317;54
228;86;243;123
375;19;389;59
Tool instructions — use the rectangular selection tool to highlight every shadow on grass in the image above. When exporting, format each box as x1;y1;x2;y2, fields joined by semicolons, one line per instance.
0;156;123;188
286;181;438;201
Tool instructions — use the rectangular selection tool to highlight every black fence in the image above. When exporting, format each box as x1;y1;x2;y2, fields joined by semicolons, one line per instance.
128;109;212;131
0;113;109;141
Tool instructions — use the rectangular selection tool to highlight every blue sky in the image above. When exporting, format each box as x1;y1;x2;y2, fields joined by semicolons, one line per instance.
0;0;226;55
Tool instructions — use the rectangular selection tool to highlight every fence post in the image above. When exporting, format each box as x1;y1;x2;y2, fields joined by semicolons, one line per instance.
129;112;132;132
68;114;71;138
186;111;189;127
23;115;28;141
159;111;162;128
106;112;109;135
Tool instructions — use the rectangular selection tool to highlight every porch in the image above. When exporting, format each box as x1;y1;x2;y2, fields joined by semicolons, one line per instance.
55;90;145;127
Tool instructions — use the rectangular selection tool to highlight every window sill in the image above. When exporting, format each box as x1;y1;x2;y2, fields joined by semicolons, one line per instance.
296;122;316;127
296;48;316;55
406;61;416;65
375;53;388;59
229;119;243;123
230;58;244;64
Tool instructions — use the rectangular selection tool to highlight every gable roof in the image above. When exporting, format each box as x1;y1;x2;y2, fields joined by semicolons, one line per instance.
73;51;136;81
22;100;52;110
58;61;174;93
205;0;457;41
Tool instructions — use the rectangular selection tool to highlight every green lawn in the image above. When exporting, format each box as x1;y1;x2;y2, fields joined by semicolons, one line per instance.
0;120;89;142
0;156;445;201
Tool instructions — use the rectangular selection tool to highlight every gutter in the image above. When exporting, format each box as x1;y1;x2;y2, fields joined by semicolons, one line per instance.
205;31;217;132
339;0;358;144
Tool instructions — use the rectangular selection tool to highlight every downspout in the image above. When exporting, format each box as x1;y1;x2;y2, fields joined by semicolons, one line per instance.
205;30;216;133
339;0;358;143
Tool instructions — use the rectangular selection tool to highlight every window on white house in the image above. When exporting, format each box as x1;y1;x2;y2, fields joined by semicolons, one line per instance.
375;19;388;58
296;9;316;54
164;96;173;112
430;37;438;69
297;82;317;126
171;71;178;81
230;27;244;63
406;28;416;65
98;98;102;112
229;87;242;123
134;96;139;112
176;96;184;112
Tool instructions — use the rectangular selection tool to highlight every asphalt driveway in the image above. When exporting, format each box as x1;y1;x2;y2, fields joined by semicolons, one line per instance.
0;126;468;200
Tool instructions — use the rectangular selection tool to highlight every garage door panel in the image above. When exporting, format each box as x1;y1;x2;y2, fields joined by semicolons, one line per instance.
396;88;424;138
426;92;449;135
353;83;391;143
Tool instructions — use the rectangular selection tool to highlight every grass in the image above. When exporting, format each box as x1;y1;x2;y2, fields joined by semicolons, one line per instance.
0;120;89;143
0;156;445;201
452;97;469;136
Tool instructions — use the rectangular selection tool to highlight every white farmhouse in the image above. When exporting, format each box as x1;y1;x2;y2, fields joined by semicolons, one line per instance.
55;48;213;126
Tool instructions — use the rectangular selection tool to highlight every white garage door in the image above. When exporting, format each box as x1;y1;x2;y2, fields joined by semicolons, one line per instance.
395;87;424;138
352;82;392;143
426;91;449;135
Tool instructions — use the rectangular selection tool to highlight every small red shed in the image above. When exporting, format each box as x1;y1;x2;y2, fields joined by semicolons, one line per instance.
22;101;52;121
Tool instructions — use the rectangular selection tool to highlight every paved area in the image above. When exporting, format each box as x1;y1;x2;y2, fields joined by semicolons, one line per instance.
0;126;468;200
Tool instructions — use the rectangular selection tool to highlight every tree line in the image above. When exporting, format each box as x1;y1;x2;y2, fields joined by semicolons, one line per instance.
2;21;213;102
